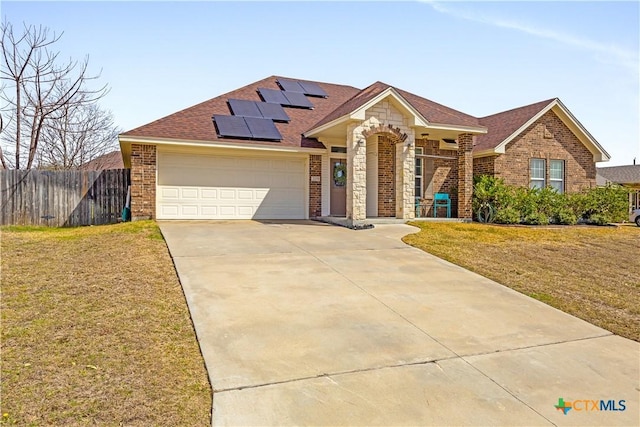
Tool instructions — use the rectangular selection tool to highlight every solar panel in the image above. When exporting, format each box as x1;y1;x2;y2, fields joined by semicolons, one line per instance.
258;88;289;105
298;81;328;98
212;115;252;138
256;102;290;122
228;99;262;118
282;91;313;109
244;117;282;141
277;79;305;93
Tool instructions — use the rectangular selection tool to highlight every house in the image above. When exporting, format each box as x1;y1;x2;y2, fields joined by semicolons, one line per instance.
118;76;610;225
79;150;124;171
597;164;640;213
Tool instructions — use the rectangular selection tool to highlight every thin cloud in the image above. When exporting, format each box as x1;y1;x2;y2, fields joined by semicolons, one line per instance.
424;1;639;72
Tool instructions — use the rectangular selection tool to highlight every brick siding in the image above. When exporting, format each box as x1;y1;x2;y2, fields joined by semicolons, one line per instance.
309;155;322;218
491;111;596;192
130;144;156;220
473;155;496;177
377;136;396;217
457;133;474;219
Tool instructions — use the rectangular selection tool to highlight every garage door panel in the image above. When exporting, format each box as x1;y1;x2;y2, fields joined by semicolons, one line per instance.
160;205;179;217
181;205;198;216
201;206;218;216
161;187;180;199
181;188;198;199
157;151;306;219
219;189;236;199
218;206;237;216
237;189;254;200
201;189;218;199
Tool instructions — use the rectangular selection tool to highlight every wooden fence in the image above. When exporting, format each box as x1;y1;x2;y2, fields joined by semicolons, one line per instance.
0;169;131;227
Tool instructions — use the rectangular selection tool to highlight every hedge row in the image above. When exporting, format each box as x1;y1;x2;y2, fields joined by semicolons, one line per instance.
472;175;629;225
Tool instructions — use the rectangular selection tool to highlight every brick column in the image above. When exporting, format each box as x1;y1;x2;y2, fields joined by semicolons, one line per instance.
346;123;367;226
457;133;473;220
308;155;322;218
130;144;156;220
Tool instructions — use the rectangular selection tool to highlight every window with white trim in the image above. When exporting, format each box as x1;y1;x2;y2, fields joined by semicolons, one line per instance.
415;147;423;199
549;160;564;193
530;158;546;189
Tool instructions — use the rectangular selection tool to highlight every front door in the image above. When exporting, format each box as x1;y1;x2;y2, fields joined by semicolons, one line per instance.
330;158;346;216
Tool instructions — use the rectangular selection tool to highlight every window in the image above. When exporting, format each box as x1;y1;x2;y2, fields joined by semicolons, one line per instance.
549;160;564;193
530;158;545;189
330;146;347;154
415;148;423;199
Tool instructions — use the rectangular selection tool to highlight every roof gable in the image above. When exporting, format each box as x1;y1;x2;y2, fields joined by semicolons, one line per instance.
306;82;484;137
475;99;554;152
475;98;610;162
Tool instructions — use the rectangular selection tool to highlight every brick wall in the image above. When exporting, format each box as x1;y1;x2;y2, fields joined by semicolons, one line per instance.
415;139;458;217
377;136;396;217
309;155;322;218
473;155;496;177
493;110;596;192
130;144;156;220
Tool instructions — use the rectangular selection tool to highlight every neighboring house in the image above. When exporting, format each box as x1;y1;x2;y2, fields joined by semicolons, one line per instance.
79;151;125;171
597;164;640;213
119;76;610;225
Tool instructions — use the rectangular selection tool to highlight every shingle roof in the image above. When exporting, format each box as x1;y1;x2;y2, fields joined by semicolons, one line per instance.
122;76;360;149
596;165;640;185
310;81;480;130
121;77;591;157
474;99;556;151
79;151;124;170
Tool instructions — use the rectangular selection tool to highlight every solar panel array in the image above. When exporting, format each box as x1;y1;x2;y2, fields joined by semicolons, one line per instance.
212;79;328;142
277;79;328;98
213;115;282;141
228;99;290;122
258;88;313;109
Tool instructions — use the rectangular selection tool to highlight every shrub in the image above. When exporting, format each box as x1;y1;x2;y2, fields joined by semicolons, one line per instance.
473;175;515;223
494;205;521;224
472;176;628;226
574;184;629;225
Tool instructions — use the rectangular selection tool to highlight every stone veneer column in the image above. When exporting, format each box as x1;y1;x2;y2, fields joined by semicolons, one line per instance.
346;123;367;226
308;155;322;218
395;132;416;219
457;133;473;220
130;144;157;220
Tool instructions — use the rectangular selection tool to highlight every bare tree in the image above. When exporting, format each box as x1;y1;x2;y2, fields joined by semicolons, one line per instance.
37;91;120;169
0;108;7;169
0;21;113;169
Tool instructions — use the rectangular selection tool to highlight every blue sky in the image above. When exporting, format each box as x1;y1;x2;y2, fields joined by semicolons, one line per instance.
3;1;639;166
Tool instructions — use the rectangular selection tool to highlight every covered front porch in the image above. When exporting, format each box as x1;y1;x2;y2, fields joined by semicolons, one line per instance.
304;86;487;226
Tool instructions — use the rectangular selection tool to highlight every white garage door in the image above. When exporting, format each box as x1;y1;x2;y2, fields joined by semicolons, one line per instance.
157;150;306;219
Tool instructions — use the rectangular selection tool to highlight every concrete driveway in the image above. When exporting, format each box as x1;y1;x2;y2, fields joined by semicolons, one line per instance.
160;220;639;426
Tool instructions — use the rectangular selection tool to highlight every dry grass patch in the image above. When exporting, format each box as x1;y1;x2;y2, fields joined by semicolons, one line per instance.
403;222;640;341
1;221;211;426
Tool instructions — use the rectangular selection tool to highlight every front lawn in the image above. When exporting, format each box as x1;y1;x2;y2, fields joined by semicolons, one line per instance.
403;222;640;342
1;221;211;426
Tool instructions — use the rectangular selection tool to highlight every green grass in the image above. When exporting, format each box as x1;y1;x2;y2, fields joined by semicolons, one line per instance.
1;221;212;426
403;222;640;341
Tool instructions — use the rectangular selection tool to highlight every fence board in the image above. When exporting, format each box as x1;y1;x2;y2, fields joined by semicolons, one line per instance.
0;169;131;227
